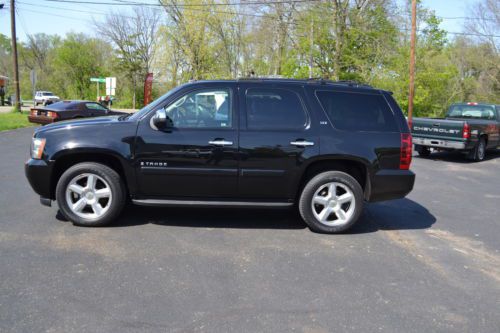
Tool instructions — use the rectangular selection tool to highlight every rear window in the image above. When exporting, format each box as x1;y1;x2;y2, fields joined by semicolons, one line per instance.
246;88;307;130
48;101;80;110
316;90;398;132
447;105;497;120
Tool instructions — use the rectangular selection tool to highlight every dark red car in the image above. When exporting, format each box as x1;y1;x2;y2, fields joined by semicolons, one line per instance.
28;100;127;125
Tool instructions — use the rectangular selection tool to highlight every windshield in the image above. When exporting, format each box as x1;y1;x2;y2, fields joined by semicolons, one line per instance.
447;105;497;120
129;85;186;121
42;92;54;96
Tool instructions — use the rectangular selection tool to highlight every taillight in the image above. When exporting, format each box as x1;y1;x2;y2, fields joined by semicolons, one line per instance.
463;122;470;139
47;111;58;119
400;133;412;170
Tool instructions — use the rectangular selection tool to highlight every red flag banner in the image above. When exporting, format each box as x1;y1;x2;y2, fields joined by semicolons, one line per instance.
144;73;153;106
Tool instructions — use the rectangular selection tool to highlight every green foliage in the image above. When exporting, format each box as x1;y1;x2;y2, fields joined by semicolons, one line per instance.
6;0;499;116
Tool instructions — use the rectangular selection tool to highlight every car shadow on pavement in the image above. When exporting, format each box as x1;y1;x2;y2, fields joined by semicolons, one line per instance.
71;197;435;233
105;205;307;230
414;149;500;164
347;198;436;234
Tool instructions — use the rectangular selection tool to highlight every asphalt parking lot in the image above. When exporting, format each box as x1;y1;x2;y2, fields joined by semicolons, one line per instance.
1;127;499;333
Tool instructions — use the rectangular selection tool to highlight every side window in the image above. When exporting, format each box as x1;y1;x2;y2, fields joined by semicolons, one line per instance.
165;89;232;128
316;90;398;132
246;88;307;130
85;103;108;111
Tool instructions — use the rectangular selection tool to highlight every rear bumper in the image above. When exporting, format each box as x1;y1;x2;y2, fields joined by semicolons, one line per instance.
25;158;53;199
28;115;55;125
368;169;415;202
413;136;466;149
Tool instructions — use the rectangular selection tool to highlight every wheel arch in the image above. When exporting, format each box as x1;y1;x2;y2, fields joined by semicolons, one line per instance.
50;150;130;200
479;133;488;145
295;156;371;201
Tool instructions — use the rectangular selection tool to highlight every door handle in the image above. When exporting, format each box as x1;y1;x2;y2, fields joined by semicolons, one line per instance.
290;140;315;147
208;139;233;146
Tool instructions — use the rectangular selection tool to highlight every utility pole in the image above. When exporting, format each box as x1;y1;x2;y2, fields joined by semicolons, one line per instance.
309;19;314;78
10;0;21;112
407;0;417;128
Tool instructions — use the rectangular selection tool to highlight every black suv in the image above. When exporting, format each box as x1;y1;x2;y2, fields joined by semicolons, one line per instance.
25;79;415;233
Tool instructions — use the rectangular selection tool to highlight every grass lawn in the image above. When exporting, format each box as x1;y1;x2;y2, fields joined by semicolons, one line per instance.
0;111;35;132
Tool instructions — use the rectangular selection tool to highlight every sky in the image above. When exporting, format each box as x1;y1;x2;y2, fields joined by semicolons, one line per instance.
0;0;481;42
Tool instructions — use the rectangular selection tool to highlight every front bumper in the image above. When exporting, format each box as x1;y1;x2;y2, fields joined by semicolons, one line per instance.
25;159;53;199
368;169;415;202
28;115;55;125
412;136;466;149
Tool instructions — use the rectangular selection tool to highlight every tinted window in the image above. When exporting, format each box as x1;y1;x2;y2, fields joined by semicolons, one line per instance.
86;103;108;111
316;91;398;132
164;89;232;128
447;105;497;120
246;88;307;130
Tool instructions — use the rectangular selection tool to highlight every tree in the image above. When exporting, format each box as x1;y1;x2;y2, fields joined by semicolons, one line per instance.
96;7;161;108
52;33;110;99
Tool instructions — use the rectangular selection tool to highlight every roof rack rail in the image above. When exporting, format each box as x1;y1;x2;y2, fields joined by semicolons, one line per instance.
235;77;373;88
305;78;372;88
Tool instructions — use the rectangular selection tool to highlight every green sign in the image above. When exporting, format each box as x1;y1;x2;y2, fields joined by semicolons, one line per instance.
90;78;106;83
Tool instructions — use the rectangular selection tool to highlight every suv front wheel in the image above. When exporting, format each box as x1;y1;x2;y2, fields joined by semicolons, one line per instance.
299;171;364;233
56;162;126;227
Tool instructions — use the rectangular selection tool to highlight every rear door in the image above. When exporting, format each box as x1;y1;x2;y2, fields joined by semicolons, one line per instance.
237;83;319;200
314;88;403;170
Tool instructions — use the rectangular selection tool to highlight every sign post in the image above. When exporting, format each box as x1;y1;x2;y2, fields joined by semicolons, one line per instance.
90;77;106;100
105;77;116;97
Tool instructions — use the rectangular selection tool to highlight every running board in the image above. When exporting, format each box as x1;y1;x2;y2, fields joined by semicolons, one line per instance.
132;199;293;208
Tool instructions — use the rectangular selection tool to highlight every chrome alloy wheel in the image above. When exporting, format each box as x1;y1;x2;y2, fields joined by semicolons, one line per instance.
311;182;355;227
65;173;112;220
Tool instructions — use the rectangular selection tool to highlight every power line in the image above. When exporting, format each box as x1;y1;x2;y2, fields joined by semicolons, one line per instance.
42;0;320;7
438;16;497;22
18;1;136;17
17;1;500;39
20;0;270;18
18;6;95;23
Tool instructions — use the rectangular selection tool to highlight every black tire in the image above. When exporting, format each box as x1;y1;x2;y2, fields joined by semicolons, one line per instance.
415;144;431;157
299;171;364;234
470;137;486;162
55;162;126;227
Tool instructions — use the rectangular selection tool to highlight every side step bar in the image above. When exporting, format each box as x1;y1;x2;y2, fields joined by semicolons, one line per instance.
132;199;293;208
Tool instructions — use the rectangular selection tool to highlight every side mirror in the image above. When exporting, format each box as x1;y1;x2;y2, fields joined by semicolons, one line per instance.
151;109;173;131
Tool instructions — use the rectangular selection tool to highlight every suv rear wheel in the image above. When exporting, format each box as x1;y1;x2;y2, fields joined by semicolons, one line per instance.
56;162;126;227
299;171;364;233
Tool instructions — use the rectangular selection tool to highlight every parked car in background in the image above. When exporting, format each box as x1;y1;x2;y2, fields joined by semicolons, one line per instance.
28;100;127;125
34;91;60;106
5;94;24;106
412;102;500;161
25;79;415;233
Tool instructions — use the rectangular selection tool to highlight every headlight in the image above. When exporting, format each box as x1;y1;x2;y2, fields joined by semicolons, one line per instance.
31;137;46;159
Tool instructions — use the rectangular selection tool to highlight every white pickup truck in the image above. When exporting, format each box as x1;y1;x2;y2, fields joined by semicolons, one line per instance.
34;91;60;106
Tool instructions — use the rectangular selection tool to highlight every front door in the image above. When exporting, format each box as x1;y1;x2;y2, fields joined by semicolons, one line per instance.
134;86;239;198
237;84;319;200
